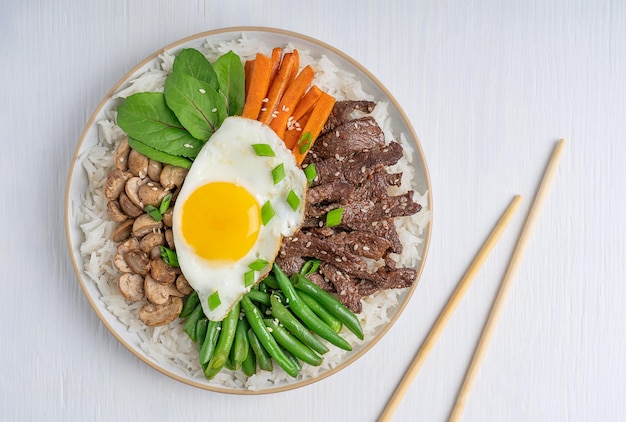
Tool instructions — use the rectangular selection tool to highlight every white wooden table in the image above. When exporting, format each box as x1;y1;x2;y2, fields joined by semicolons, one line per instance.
2;1;624;420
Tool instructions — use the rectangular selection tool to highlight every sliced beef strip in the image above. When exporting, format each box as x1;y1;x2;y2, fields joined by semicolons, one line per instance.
325;231;392;260
321;100;377;134
313;141;404;186
319;262;363;313
348;218;404;254
310;117;385;161
280;233;416;290
306;181;354;206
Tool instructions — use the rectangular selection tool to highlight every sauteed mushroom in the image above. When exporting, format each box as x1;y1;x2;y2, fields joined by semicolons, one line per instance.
139;297;183;327
132;214;163;238
104;168;129;201
128;149;149;178
118;273;144;302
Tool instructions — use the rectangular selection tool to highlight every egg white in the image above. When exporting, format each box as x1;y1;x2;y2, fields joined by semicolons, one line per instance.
172;116;307;321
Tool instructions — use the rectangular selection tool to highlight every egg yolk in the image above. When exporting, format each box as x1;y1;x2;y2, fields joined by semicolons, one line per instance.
180;182;260;262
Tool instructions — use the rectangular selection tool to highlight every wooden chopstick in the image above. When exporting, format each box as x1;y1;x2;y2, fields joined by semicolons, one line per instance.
378;194;523;422
448;139;566;422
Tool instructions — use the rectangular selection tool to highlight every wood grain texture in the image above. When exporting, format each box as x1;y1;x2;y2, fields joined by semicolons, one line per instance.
1;0;625;421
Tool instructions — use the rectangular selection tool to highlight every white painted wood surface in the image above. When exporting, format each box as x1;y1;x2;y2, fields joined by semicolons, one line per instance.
2;0;624;420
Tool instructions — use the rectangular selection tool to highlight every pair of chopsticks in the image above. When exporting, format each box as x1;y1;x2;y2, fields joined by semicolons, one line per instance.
379;139;566;422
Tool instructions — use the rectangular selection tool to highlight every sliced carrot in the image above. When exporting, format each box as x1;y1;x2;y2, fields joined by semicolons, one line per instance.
269;47;283;86
291;85;322;121
244;59;254;98
291;92;336;165
241;53;272;120
286;49;299;88
283;110;312;149
269;65;315;138
258;51;298;125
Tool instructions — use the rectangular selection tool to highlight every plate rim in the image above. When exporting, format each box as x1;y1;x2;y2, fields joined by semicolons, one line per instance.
64;25;433;394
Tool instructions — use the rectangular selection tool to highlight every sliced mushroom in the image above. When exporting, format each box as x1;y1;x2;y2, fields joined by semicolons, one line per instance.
150;245;163;260
147;159;163;182
107;200;128;222
128;149;149;178
111;219;134;243
162;207;173;227
164;229;175;249
139;231;165;253
113;237;140;273
119;192;143;218
125;177;145;209
139;297;183;327
151;258;177;285
125;249;151;275
175;274;193;296
160;165;188;190
104;168;130;200
138;182;168;207
114;137;131;171
132;214;163;238
118;273;145;302
145;274;184;305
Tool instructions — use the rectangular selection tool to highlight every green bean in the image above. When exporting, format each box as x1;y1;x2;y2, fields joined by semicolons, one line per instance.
199;320;221;365
241;342;256;376
196;318;209;348
269;294;329;355
273;265;352;351
230;315;250;370
264;319;322;366
183;303;204;342
247;328;273;372
246;289;271;306
204;302;240;380
279;345;301;373
292;273;364;340
240;295;299;377
179;291;199;318
297;290;343;333
262;274;280;290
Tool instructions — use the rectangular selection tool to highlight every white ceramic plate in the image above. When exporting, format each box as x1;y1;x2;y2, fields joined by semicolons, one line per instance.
65;27;432;394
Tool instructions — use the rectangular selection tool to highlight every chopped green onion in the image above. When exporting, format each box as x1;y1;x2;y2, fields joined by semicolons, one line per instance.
248;259;269;271
298;132;313;154
304;163;317;186
300;259;320;276
244;270;256;288
271;163;285;184
252;143;275;157
208;291;221;310
286;189;300;211
160;246;179;267
326;207;344;228
261;201;275;225
159;193;173;214
144;205;163;222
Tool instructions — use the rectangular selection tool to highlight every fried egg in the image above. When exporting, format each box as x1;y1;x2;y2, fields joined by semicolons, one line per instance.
172;116;307;321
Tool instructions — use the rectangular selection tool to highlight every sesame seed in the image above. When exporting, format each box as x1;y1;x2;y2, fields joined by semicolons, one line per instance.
262;97;269;103
198;88;206;94
361;166;366;173
261;107;267;112
151;187;158;191
184;143;194;148
211;108;218;112
335;258;342;262
353;244;359;250
363;246;370;251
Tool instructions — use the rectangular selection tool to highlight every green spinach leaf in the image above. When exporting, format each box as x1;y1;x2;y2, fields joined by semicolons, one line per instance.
127;137;192;169
116;92;203;158
164;71;228;141
213;50;245;116
172;48;219;91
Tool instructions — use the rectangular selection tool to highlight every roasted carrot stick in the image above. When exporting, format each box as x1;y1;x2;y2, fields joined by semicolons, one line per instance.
258;51;298;125
241;53;272;120
291;92;336;165
283;110;312;149
244;59;254;98
286;49;299;88
269;65;315;138
291;85;322;122
269;47;283;86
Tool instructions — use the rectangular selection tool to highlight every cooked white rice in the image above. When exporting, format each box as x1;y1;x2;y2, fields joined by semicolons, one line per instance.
75;35;431;391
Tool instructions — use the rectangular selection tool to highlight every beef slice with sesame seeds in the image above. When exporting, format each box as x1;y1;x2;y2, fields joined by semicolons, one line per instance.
313;117;385;160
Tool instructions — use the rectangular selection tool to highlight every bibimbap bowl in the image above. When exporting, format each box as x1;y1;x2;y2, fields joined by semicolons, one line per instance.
65;27;432;394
